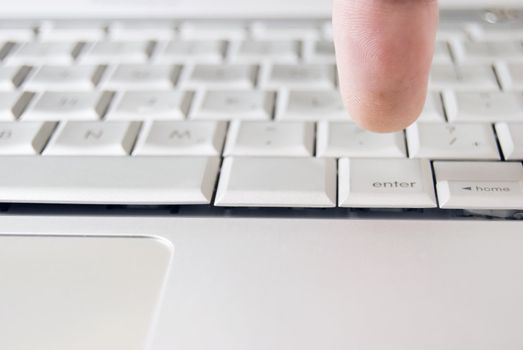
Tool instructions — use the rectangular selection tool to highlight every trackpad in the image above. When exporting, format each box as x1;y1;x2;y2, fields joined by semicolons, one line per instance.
0;235;173;350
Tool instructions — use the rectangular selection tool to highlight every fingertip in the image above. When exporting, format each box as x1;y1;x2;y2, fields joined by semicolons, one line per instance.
343;82;429;133
347;102;425;133
333;0;438;132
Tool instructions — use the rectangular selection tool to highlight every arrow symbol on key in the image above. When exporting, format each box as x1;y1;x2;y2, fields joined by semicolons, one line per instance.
462;186;472;191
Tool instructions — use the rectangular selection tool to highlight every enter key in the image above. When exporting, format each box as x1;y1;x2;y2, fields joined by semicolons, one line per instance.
338;158;437;208
434;161;523;210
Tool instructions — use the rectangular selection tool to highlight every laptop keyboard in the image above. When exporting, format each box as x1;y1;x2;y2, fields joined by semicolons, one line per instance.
0;14;523;211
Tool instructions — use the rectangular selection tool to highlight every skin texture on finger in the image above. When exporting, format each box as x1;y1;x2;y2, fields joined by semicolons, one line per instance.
333;0;439;132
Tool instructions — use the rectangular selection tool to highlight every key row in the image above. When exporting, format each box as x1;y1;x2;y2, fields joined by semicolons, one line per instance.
3;88;523;124
219;159;523;209
0;20;332;42
2;62;521;93
1;120;523;160
0;64;338;91
218;158;523;209
0;155;522;210
4;19;522;42
0;40;337;65
2;39;523;67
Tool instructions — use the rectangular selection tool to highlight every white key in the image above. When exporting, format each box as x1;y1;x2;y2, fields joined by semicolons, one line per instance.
102;64;180;90
24;65;105;91
224;121;314;157
304;40;335;63
0;66;31;91
107;91;191;120
215;157;337;207
251;21;321;40
233;40;300;63
323;22;333;40
418;92;445;123
0;21;36;41
0;156;221;204
110;20;175;41
436;22;470;41
430;64;499;91
451;40;523;64
23;91;113;121
276;90;348;121
0;121;56;155
468;22;523;41
496;62;523;91
39;21;107;42
44;121;141;156
180;64;256;89
317;122;406;158
260;64;335;90
81;41;154;64
495;123;523;160
434;161;523;210
443;91;523;123
179;21;247;40
191;90;274;120
433;41;452;64
134;120;226;156
156;40;226;64
0;92;33;120
5;42;82;65
338;158;437;208
406;123;500;160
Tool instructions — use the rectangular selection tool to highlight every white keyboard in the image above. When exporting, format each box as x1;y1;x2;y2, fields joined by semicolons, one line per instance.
1;13;523;212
